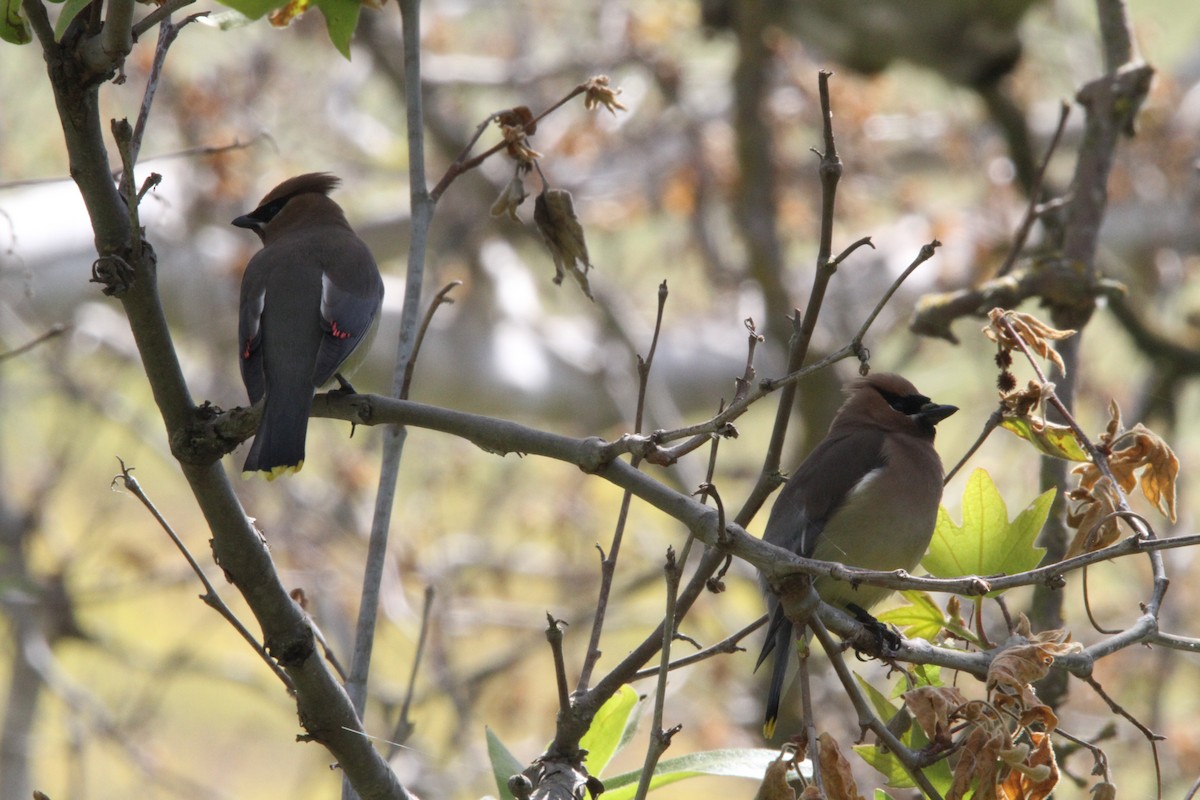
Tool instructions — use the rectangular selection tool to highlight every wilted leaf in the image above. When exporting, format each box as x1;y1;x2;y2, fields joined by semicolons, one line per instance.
534;189;595;300
491;172;529;221
903;686;967;744
997;731;1059;800
1065;476;1122;557
1070;402;1178;543
497;107;542;163
1111;423;1178;521
583;74;627;114
983;309;1076;374
497;106;538;135
754;749;797;800
818;733;866;800
987;636;1080;699
999;415;1091;461
922;469;1050;591
949;727;1004;800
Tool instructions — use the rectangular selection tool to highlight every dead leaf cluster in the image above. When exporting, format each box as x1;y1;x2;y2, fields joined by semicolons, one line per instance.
983;308;1076;375
900;626;1079;800
1067;400;1179;556
497;105;543;164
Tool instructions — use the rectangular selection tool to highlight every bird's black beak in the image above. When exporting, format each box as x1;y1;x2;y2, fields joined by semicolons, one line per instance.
918;403;958;426
232;214;260;230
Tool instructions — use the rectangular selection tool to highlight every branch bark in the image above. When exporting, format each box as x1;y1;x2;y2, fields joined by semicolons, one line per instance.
24;3;412;796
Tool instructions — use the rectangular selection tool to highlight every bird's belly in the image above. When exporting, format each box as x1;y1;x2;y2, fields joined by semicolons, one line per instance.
808;496;937;612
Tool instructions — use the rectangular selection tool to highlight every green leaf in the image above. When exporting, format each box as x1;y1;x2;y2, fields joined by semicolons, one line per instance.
910;663;944;690
1;0;31;45
855;672;900;724
876;590;946;642
216;0;291;20
1000;416;1090;461
51;0;90;41
854;742;913;789
600;748;793;800
580;685;642;777
850;672;957;791
314;0;361;58
921;469;1052;594
857;738;956;792
878;591;981;647
486;727;526;800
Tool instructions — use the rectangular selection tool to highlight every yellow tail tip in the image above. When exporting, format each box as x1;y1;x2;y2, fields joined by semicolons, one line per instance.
763;718;777;740
242;460;304;480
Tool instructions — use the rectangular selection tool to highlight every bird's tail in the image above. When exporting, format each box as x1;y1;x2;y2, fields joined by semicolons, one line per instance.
243;393;313;479
760;614;793;739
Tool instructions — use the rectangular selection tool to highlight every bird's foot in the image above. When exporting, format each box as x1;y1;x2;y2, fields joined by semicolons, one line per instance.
847;603;902;657
330;373;357;396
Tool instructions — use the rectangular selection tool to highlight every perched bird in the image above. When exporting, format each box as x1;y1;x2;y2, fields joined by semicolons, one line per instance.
755;373;957;738
234;173;384;478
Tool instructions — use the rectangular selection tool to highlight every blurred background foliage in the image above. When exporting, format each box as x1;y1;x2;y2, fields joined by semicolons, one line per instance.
3;0;1200;797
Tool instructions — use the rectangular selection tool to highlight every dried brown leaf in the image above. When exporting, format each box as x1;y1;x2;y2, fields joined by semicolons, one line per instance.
904;686;967;743
1065;476;1122;557
983;309;1076;374
754;748;798;800
998;731;1059;800
490;173;528;221
950;728;1005;800
534;189;595;300
817;733;865;800
583;75;627;114
1114;424;1179;521
988;636;1079;698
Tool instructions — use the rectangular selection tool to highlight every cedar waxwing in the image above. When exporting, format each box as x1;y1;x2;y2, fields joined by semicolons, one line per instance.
755;373;957;738
234;173;384;478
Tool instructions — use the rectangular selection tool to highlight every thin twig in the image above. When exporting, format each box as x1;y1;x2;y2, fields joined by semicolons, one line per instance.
387;585;435;757
629;616;764;681
1081;674;1161;793
546;613;572;716
126;10;207;188
578;281;669;692
849;240;940;354
0;136;274;192
429;82;588;202
738;70;846;528
291;589;349;681
400;281;462;400
633;547;685;800
996;102;1072;278
111;459;294;693
944;408;1003;484
0;324;68;362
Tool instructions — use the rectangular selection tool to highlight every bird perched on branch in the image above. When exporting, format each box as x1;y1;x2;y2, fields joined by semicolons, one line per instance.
755;372;957;738
234;173;384;478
